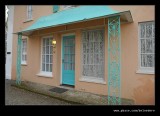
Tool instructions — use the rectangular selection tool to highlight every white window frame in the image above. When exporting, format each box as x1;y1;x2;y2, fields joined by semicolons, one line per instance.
27;5;32;20
80;29;105;82
38;36;53;77
21;39;27;65
137;21;155;74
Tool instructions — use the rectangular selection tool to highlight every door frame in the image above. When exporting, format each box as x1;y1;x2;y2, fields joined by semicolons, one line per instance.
60;33;75;85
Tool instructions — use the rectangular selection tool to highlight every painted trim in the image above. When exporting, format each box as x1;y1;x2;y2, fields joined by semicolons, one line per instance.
136;69;155;75
36;72;52;78
60;33;76;85
79;77;106;84
138;20;155;24
21;62;27;65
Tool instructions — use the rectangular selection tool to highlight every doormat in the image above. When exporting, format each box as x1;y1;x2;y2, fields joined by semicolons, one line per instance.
49;87;68;94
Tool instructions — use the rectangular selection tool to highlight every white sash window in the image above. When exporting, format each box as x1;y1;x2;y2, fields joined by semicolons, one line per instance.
41;37;53;73
27;5;32;20
138;21;155;74
21;39;27;64
82;29;104;79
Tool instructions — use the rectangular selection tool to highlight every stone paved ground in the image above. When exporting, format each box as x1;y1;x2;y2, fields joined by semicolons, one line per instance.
5;80;73;105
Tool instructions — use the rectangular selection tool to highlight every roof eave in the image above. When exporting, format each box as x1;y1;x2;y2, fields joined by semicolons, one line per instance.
14;10;133;36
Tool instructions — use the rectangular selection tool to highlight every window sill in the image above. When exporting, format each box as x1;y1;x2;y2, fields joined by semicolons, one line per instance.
23;19;33;23
136;69;155;75
79;77;106;85
36;72;53;78
21;62;27;66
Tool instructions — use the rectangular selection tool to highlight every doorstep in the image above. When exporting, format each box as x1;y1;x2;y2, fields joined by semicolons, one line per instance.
11;81;134;105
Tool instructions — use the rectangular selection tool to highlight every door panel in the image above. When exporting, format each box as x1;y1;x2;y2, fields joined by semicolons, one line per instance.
62;35;75;86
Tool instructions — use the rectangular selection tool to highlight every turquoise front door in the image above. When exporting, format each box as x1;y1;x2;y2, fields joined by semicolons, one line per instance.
62;35;75;86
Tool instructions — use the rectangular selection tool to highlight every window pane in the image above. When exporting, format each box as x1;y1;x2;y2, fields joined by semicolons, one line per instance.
147;54;153;67
42;55;45;63
100;42;104;53
46;64;49;71
22;55;24;61
43;47;45;54
146;39;153;53
82;65;86;76
64;54;67;62
65;63;70;70
140;24;145;38
64;46;67;53
50;55;53;63
153;54;155;67
89;42;94;53
90;53;94;64
94;42;99;53
95;54;99;64
46;38;49;45
146;23;152;38
28;6;32;11
152;24;155;37
90;65;94;76
64;63;67;70
42;63;45;71
27;6;32;19
99;31;104;42
46;55;49;63
153;38;155;53
50;64;52;72
141;39;145;53
141;54;143;67
87;53;90;64
25;55;27;61
143;54;147;67
46;46;49;54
